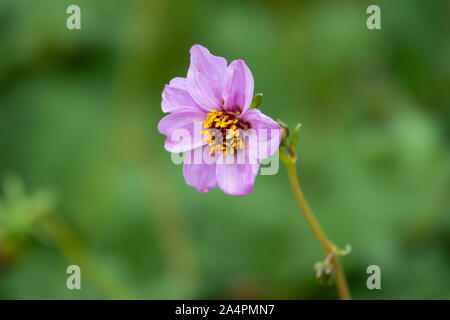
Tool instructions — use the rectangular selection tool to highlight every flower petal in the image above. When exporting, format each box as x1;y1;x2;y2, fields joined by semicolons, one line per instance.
222;59;254;114
187;44;227;110
215;161;260;196
240;109;281;159
183;145;218;193
157;110;207;153
161;77;203;113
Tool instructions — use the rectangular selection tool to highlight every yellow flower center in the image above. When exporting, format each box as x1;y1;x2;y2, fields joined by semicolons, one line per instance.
201;109;247;156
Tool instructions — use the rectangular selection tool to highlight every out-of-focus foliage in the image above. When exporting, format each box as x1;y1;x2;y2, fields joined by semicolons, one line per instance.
0;177;55;267
0;0;449;299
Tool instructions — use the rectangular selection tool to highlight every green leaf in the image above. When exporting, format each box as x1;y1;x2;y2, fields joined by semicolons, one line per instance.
249;93;263;109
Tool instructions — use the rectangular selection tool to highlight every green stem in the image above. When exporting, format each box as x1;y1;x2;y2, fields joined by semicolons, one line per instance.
283;159;351;300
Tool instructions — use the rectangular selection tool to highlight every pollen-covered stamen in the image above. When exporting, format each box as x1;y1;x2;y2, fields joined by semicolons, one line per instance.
201;109;247;156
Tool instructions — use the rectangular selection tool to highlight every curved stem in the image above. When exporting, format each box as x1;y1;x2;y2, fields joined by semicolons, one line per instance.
284;162;351;300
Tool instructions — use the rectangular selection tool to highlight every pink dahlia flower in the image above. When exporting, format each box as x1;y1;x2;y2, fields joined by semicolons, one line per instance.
158;44;281;196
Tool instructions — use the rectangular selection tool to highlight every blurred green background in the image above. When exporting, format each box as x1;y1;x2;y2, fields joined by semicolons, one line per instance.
0;0;449;299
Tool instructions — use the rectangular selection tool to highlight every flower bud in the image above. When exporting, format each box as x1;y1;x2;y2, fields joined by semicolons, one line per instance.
314;260;334;286
277;119;290;146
